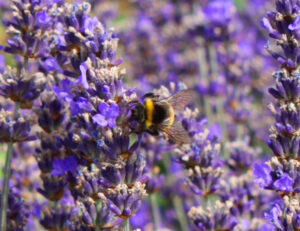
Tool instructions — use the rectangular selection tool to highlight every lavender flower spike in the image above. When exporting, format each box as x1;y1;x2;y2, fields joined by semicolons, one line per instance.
188;201;238;230
253;0;300;229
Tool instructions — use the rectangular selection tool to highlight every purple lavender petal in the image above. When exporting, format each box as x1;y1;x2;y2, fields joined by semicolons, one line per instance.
273;173;294;192
92;114;108;127
253;163;272;187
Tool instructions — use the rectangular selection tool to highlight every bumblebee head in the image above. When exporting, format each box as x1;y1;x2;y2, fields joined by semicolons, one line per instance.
128;101;146;132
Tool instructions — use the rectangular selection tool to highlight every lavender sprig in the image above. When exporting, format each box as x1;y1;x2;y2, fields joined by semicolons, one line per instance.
0;0;54;227
254;0;300;229
0;190;29;231
33;2;149;229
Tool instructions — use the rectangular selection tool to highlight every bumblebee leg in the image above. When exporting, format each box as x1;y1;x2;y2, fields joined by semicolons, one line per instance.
146;127;160;136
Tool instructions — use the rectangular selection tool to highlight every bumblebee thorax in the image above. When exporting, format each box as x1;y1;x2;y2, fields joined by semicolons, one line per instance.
144;98;173;128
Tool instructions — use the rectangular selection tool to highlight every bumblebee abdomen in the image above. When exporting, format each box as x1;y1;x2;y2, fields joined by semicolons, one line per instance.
153;104;168;124
144;98;174;128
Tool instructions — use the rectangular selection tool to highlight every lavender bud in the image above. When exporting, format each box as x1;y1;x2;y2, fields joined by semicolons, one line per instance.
188;201;238;230
0;67;46;109
0;191;29;231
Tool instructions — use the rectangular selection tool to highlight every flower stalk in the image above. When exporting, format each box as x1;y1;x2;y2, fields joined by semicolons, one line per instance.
124;218;131;231
0;101;20;230
150;193;160;230
253;0;300;229
173;195;188;231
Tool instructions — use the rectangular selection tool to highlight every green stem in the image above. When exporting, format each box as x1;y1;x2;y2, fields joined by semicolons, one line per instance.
204;96;213;125
283;195;292;221
95;199;102;231
207;44;229;143
0;143;13;230
203;194;218;210
0;102;21;230
237;123;243;140
216;98;229;158
13;99;21;118
124;218;131;231
208;44;218;78
54;201;58;210
203;195;210;209
162;152;189;231
173;196;188;231
17;57;28;77
197;44;213;123
196;43;208;81
150;193;160;230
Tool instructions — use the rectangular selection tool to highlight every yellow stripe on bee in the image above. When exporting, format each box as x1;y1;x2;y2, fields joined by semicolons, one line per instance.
165;101;174;127
145;98;154;128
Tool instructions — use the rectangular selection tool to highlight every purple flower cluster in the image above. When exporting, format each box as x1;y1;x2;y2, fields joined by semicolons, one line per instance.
0;0;146;230
0;191;29;231
0;0;299;230
176;127;223;196
188;201;238;231
252;0;300;230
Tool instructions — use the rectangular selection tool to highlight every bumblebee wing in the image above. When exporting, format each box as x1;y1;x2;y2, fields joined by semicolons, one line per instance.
166;89;193;112
161;121;191;144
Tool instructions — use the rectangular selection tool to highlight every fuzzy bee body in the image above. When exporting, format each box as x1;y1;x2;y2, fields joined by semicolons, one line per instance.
144;98;174;128
130;89;193;144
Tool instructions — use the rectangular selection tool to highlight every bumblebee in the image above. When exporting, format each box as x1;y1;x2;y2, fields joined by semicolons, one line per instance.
130;89;193;144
